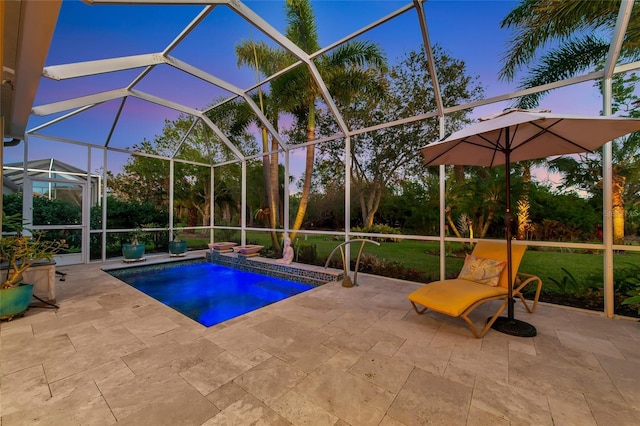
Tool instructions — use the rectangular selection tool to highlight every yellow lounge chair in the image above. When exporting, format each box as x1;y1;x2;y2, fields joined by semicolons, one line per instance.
408;240;531;338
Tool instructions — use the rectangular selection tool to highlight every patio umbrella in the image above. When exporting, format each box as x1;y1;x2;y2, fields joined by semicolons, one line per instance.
420;108;640;337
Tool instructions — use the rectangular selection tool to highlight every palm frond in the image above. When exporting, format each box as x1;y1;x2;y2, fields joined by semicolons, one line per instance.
500;0;620;81
511;35;609;109
285;0;320;53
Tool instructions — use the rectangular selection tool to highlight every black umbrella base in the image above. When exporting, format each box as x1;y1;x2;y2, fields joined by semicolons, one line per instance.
490;316;537;337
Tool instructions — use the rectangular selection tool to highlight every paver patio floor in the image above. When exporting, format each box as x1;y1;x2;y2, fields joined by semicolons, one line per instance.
1;253;639;425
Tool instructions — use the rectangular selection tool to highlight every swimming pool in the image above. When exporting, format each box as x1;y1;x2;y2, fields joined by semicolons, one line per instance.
107;260;314;327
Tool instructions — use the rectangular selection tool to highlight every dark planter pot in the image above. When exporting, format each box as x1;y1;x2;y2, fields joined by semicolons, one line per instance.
169;240;187;256
122;243;145;260
0;283;34;320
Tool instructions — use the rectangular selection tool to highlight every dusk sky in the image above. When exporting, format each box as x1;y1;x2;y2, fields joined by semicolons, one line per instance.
17;0;606;182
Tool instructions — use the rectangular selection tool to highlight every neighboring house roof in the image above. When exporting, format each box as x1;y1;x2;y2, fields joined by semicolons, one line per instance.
3;158;97;189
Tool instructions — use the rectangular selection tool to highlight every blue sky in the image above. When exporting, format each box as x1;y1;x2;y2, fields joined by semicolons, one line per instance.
21;0;605;177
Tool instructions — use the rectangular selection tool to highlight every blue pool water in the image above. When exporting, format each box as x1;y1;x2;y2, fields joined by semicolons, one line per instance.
108;261;314;327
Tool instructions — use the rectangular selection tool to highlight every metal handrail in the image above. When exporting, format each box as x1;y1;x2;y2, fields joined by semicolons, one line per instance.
324;239;380;287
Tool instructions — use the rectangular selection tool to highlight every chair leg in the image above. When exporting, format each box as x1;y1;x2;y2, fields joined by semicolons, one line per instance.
460;299;508;338
410;301;428;314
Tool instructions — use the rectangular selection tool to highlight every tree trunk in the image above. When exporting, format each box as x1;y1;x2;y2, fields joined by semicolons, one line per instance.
479;211;494;238
446;209;463;238
290;102;316;240
260;126;281;252
612;173;626;245
517;162;531;240
362;183;383;227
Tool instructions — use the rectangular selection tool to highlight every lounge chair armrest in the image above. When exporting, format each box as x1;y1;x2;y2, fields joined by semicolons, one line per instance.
514;273;543;313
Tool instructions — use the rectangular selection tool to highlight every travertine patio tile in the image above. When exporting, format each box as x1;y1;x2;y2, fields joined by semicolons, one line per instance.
348;349;413;393
321;330;377;356
113;389;218;426
295;364;393;426
0;322;32;337
324;308;385;334
266;303;340;330
162;322;209;344
121;337;200;375
234;356;307;405
252;316;320;340
66;322;146;358
44;347;120;383
507;336;537;355
556;330;625;358
465;405;510;426
292;343;338;373
31;309;111;339
508;346;623;406
179;350;254;395
609;334;640;362
393;338;451;376
271;389;338;426
448;344;509;383
201;394;289;425
95;292;148;311
386;366;472;425
360;324;407;354
0;333;76;376
253;316;331;362
547;390;597;426
0;364;50;416
122;313;180;339
442;363;477;387
379;415;409;426
206;381;250;410
1;381;115;426
50;359;134;397
205;323;275;356
471;376;553;425
323;349;360;371
586;395;640;426
378;311;437;340
596;353;640;410
99;366;213;421
567;310;637;338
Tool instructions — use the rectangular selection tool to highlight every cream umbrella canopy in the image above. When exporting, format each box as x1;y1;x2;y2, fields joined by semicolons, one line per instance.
420;109;640;336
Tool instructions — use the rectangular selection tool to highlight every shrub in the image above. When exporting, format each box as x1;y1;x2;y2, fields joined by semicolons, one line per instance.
354;253;430;282
351;224;401;242
295;241;318;264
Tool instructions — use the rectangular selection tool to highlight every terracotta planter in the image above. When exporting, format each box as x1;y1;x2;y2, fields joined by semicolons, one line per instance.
0;283;34;320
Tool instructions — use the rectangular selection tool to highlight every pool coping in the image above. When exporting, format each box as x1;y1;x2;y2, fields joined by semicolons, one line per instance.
206;250;344;287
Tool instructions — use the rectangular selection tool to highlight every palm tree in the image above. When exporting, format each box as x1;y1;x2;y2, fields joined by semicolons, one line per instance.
236;0;386;243
238;0;387;240
235;41;289;252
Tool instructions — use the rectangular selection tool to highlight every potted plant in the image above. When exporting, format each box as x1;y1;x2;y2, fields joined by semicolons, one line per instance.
168;229;187;256
1;213;65;319
122;229;145;261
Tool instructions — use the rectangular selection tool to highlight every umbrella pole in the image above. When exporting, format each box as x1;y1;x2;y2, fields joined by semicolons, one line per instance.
490;132;537;337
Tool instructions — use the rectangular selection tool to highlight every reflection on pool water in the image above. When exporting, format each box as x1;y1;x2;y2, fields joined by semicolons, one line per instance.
107;260;314;327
